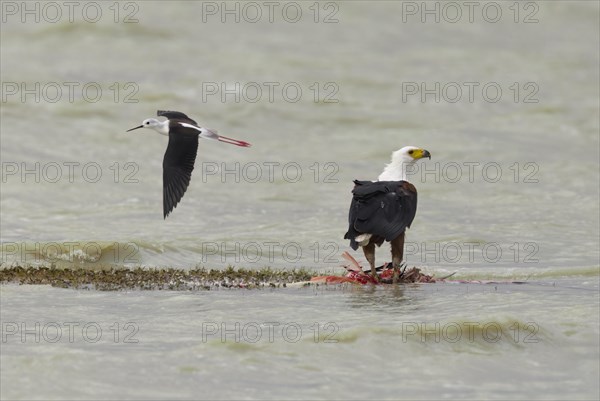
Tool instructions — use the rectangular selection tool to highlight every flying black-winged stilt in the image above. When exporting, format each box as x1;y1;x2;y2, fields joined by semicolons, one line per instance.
127;110;251;219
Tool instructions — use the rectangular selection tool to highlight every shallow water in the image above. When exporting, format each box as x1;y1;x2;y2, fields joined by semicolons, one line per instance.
2;276;599;400
1;1;599;399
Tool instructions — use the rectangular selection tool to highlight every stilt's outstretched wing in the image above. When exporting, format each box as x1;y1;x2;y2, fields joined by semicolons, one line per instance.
157;110;197;125
162;130;199;218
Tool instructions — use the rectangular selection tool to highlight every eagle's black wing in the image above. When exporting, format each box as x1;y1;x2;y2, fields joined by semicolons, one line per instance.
157;110;197;125
162;130;199;218
344;180;418;250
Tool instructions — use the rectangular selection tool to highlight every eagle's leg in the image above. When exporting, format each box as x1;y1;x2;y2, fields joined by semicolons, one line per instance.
362;242;378;282
390;232;405;284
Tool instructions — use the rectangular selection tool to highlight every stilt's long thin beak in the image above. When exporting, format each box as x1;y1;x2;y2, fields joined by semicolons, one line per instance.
126;125;143;132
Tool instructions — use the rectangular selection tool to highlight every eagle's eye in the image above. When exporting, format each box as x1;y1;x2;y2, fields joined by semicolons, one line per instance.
408;150;414;154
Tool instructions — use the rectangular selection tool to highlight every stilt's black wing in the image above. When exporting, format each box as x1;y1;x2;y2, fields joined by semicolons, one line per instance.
344;180;417;249
162;130;199;218
157;110;197;125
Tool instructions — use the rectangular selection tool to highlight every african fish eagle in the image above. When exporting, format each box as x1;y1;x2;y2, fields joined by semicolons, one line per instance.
344;146;431;283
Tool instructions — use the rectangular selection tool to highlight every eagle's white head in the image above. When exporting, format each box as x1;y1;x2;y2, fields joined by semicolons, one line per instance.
377;146;431;181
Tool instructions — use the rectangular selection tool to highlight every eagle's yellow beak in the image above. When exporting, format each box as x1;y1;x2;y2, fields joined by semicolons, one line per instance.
412;149;431;160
